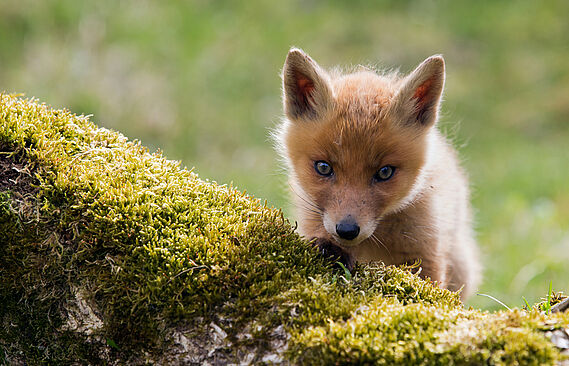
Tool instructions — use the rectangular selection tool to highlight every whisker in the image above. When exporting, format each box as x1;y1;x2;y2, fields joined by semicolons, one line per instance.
302;212;324;221
401;231;418;243
288;183;324;214
297;206;324;222
304;217;324;223
375;217;398;225
300;207;323;217
370;233;393;260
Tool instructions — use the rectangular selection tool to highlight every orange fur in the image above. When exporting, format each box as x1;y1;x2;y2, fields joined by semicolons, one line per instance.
276;48;481;299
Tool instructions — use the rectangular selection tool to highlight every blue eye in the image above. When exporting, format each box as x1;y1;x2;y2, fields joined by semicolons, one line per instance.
314;161;333;176
374;165;395;182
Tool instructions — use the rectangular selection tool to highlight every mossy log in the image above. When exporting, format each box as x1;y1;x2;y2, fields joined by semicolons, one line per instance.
1;94;568;365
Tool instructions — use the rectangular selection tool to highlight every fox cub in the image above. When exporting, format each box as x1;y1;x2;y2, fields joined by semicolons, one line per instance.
275;48;481;299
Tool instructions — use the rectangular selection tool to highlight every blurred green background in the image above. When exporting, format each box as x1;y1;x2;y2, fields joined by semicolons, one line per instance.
1;0;568;310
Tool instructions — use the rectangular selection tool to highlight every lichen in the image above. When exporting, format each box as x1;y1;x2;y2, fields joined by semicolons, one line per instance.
1;93;568;365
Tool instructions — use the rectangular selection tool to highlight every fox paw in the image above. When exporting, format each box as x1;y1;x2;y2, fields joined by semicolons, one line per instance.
311;238;355;272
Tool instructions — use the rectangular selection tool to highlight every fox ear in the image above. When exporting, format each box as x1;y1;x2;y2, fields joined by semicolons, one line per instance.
282;48;334;121
389;55;445;128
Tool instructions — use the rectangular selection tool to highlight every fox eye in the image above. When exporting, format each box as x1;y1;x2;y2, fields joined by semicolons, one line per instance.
374;165;395;182
314;161;333;176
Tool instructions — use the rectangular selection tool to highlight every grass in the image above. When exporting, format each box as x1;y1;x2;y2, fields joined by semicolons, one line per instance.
0;0;568;310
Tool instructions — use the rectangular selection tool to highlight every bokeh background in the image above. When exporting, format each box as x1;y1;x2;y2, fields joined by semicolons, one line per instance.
1;0;568;309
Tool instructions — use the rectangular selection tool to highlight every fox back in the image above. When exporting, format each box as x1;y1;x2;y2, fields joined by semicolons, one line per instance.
275;48;481;299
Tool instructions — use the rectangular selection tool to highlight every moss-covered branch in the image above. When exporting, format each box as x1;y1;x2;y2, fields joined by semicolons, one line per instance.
0;94;567;365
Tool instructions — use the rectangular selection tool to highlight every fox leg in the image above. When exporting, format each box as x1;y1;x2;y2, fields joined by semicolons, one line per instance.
311;238;355;272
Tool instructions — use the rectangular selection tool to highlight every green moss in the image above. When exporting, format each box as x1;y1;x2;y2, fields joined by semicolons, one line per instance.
290;303;568;365
1;94;568;364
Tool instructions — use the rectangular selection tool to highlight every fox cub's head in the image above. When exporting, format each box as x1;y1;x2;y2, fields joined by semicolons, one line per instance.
277;48;445;248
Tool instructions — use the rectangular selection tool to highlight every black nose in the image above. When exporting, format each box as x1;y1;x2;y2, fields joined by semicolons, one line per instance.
336;220;360;240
